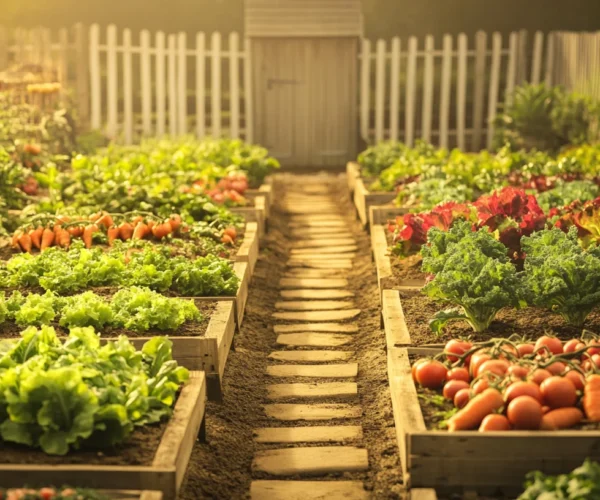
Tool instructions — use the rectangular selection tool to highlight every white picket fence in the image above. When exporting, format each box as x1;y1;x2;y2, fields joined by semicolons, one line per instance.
359;30;551;151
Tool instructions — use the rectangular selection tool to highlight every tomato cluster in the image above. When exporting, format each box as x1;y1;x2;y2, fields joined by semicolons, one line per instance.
413;336;600;432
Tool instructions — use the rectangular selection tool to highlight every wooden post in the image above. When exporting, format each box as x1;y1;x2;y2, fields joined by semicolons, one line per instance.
155;31;166;136
486;32;502;150
374;39;386;142
243;37;253;143
531;31;544;85
389;37;401;142
167;33;177;136
211;32;222;138
106;24;118;138
58;28;69;86
404;36;418;147
505;32;519;106
544;32;555;86
229;32;240;139
140;30;152;136
359;38;371;142
421;35;435;144
177;32;187;136
439;34;453;149
88;24;100;129
471;31;487;151
517;29;529;84
456;33;468;151
122;28;133;144
195;32;206;138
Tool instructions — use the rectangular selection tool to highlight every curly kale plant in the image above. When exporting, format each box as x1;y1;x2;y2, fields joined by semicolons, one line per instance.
421;226;524;333
522;226;600;327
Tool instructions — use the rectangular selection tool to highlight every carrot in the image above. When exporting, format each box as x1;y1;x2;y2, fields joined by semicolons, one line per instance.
221;234;234;245
96;212;114;229
119;222;134;241
151;222;172;240
131;215;144;225
169;214;182;232
146;220;156;230
540;407;583;430
89;211;102;222
107;226;120;246
583;374;600;422
132;221;150;240
82;224;98;249
18;233;32;253
29;227;43;249
40;228;55;250
67;225;84;238
56;228;71;249
447;388;505;431
11;231;22;250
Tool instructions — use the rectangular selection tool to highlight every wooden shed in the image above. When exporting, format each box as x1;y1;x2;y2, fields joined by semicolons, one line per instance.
245;0;363;167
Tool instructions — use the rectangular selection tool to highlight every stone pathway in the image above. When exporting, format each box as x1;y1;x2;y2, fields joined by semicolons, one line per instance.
250;180;370;499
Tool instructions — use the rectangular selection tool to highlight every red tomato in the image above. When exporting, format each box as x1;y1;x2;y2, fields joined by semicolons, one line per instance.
530;368;552;385
507;395;543;430
39;488;55;500
472;377;490;395
454;388;471;409
447;367;470;383
546;361;567;376
478;359;510;377
564;339;585;354
470;352;492;378
415;360;447;389
498;344;518;359
534;336;563;356
516;343;535;357
479;414;511;431
504;381;543;403
443;380;470;401
583;354;600;370
444;339;473;363
411;358;428;382
540;376;577;409
587;342;600;357
507;365;530;380
564;369;585;391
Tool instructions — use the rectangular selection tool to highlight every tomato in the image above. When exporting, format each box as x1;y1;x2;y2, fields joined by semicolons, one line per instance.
498;343;518;359
447;367;470;383
564;369;585;391
546;361;567;376
516;343;535;358
39;488;55;500
587;342;600;357
415;360;447;389
443;380;470;401
540;376;577;409
478;359;510;377
534;336;563;356
472;377;490;395
504;381;543;403
529;368;552;385
411;358;428;382
587;374;600;391
454;388;471;409
507;365;530;380
507;395;543;430
583;354;600;370
542;405;551;414
564;339;585;354
444;339;473;363
479;414;511;431
470;352;492;378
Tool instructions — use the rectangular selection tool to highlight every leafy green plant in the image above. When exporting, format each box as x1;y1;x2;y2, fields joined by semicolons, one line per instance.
537;180;599;211
518;459;600;499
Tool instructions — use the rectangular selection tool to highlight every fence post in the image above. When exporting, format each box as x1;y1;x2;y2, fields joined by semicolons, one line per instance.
88;24;101;130
177;32;187;136
211;32;222;138
374;39;386;143
359;39;371;142
531;31;544;85
58;28;69;87
421;35;435;144
505;32;519;107
472;31;487;151
140;30;152;136
106;24;118;138
544;32;555;86
243;37;253;143
196;32;206;138
516;30;528;84
439;34;453;149
229;32;240;139
456;33;468;150
156;31;166;136
167;34;177;136
404;36;418;147
41;28;52;70
486;32;503;150
0;27;8;70
122;28;133;144
389;37;401;142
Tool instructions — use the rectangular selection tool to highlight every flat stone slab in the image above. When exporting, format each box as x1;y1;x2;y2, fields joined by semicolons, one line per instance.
272;309;361;322
274;323;359;333
280;278;349;289
266;382;358;400
252;447;369;476
288;260;353;269
265;403;362;421
275;300;355;311
276;333;353;347
251;480;369;500
268;351;354;362
291;245;358;255
267;363;358;378
280;289;355;300
253;425;363;443
291;239;357;249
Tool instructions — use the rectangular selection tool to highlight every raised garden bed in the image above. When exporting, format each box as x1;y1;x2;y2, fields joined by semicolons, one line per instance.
0;372;206;500
235;222;260;276
230;195;267;237
352;177;395;228
346;161;361;195
245;176;274;219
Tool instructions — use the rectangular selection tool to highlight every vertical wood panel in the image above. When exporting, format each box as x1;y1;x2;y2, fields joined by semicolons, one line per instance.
0;27;7;69
517;29;528;84
140;30;152;136
74;23;90;122
196;33;206;138
41;28;52;69
122;29;133;144
167;34;177;136
505;32;518;107
545;32;555;86
486;32;503;150
531;31;544;85
229;32;240;139
456;33;467;150
472;31;487;151
404;36;418;147
155;31;166;136
177;32;187;135
439;34;452;149
243;37;254;142
421;35;435;143
106;24;118;138
389;37;401;142
211;32;222;138
88;24;101;130
359;39;371;141
58;28;69;86
374;39;386;142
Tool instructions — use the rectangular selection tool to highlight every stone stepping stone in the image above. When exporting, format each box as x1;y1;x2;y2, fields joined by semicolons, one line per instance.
267;363;358;378
276;333;353;347
253;425;363;443
274;323;359;333
279;278;348;289
286;253;357;261
251;480;368;500
275;300;355;311
268;351;354;362
291;239;356;249
272;309;361;322
291;245;358;255
252;446;369;476
264;403;362;421
267;382;358;400
280;289;355;300
287;260;353;269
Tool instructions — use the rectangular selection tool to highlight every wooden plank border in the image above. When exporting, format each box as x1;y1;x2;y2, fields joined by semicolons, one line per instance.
0;373;206;500
352;177;395;228
231;195;267;237
371;224;393;303
369;205;407;227
382;290;411;348
346;161;361;195
235;222;260;277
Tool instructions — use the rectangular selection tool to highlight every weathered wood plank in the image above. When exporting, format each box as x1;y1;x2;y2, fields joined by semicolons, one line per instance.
251;480;368;500
382;290;411;348
280;289;355;300
264;403;362;421
272;310;360;322
287;260;353;269
266;382;358;400
275;300;355;311
274;323;359;333
268;351;354;362
267;364;358;378
253;425;362;443
276;333;353;347
290;245;358;254
279;278;349;289
291;239;356;249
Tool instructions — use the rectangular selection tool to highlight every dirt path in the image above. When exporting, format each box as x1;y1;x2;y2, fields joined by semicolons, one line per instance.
178;174;403;499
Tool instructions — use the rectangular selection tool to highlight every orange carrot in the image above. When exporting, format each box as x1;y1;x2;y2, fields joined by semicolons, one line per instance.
18;233;32;253
131;215;144;225
67;225;84;238
107;226;120;246
169;214;182;232
56;228;71;249
146;219;156;230
221;234;234;245
89;211;102;222
119;222;134;241
40;228;55;250
96;212;114;229
151;222;172;240
11;231;22;250
447;388;504;431
584;375;600;422
132;221;150;240
82;224;98;249
540;407;583;430
29;227;43;249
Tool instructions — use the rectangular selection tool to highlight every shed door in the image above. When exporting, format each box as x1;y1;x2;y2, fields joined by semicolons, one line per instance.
252;38;357;167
